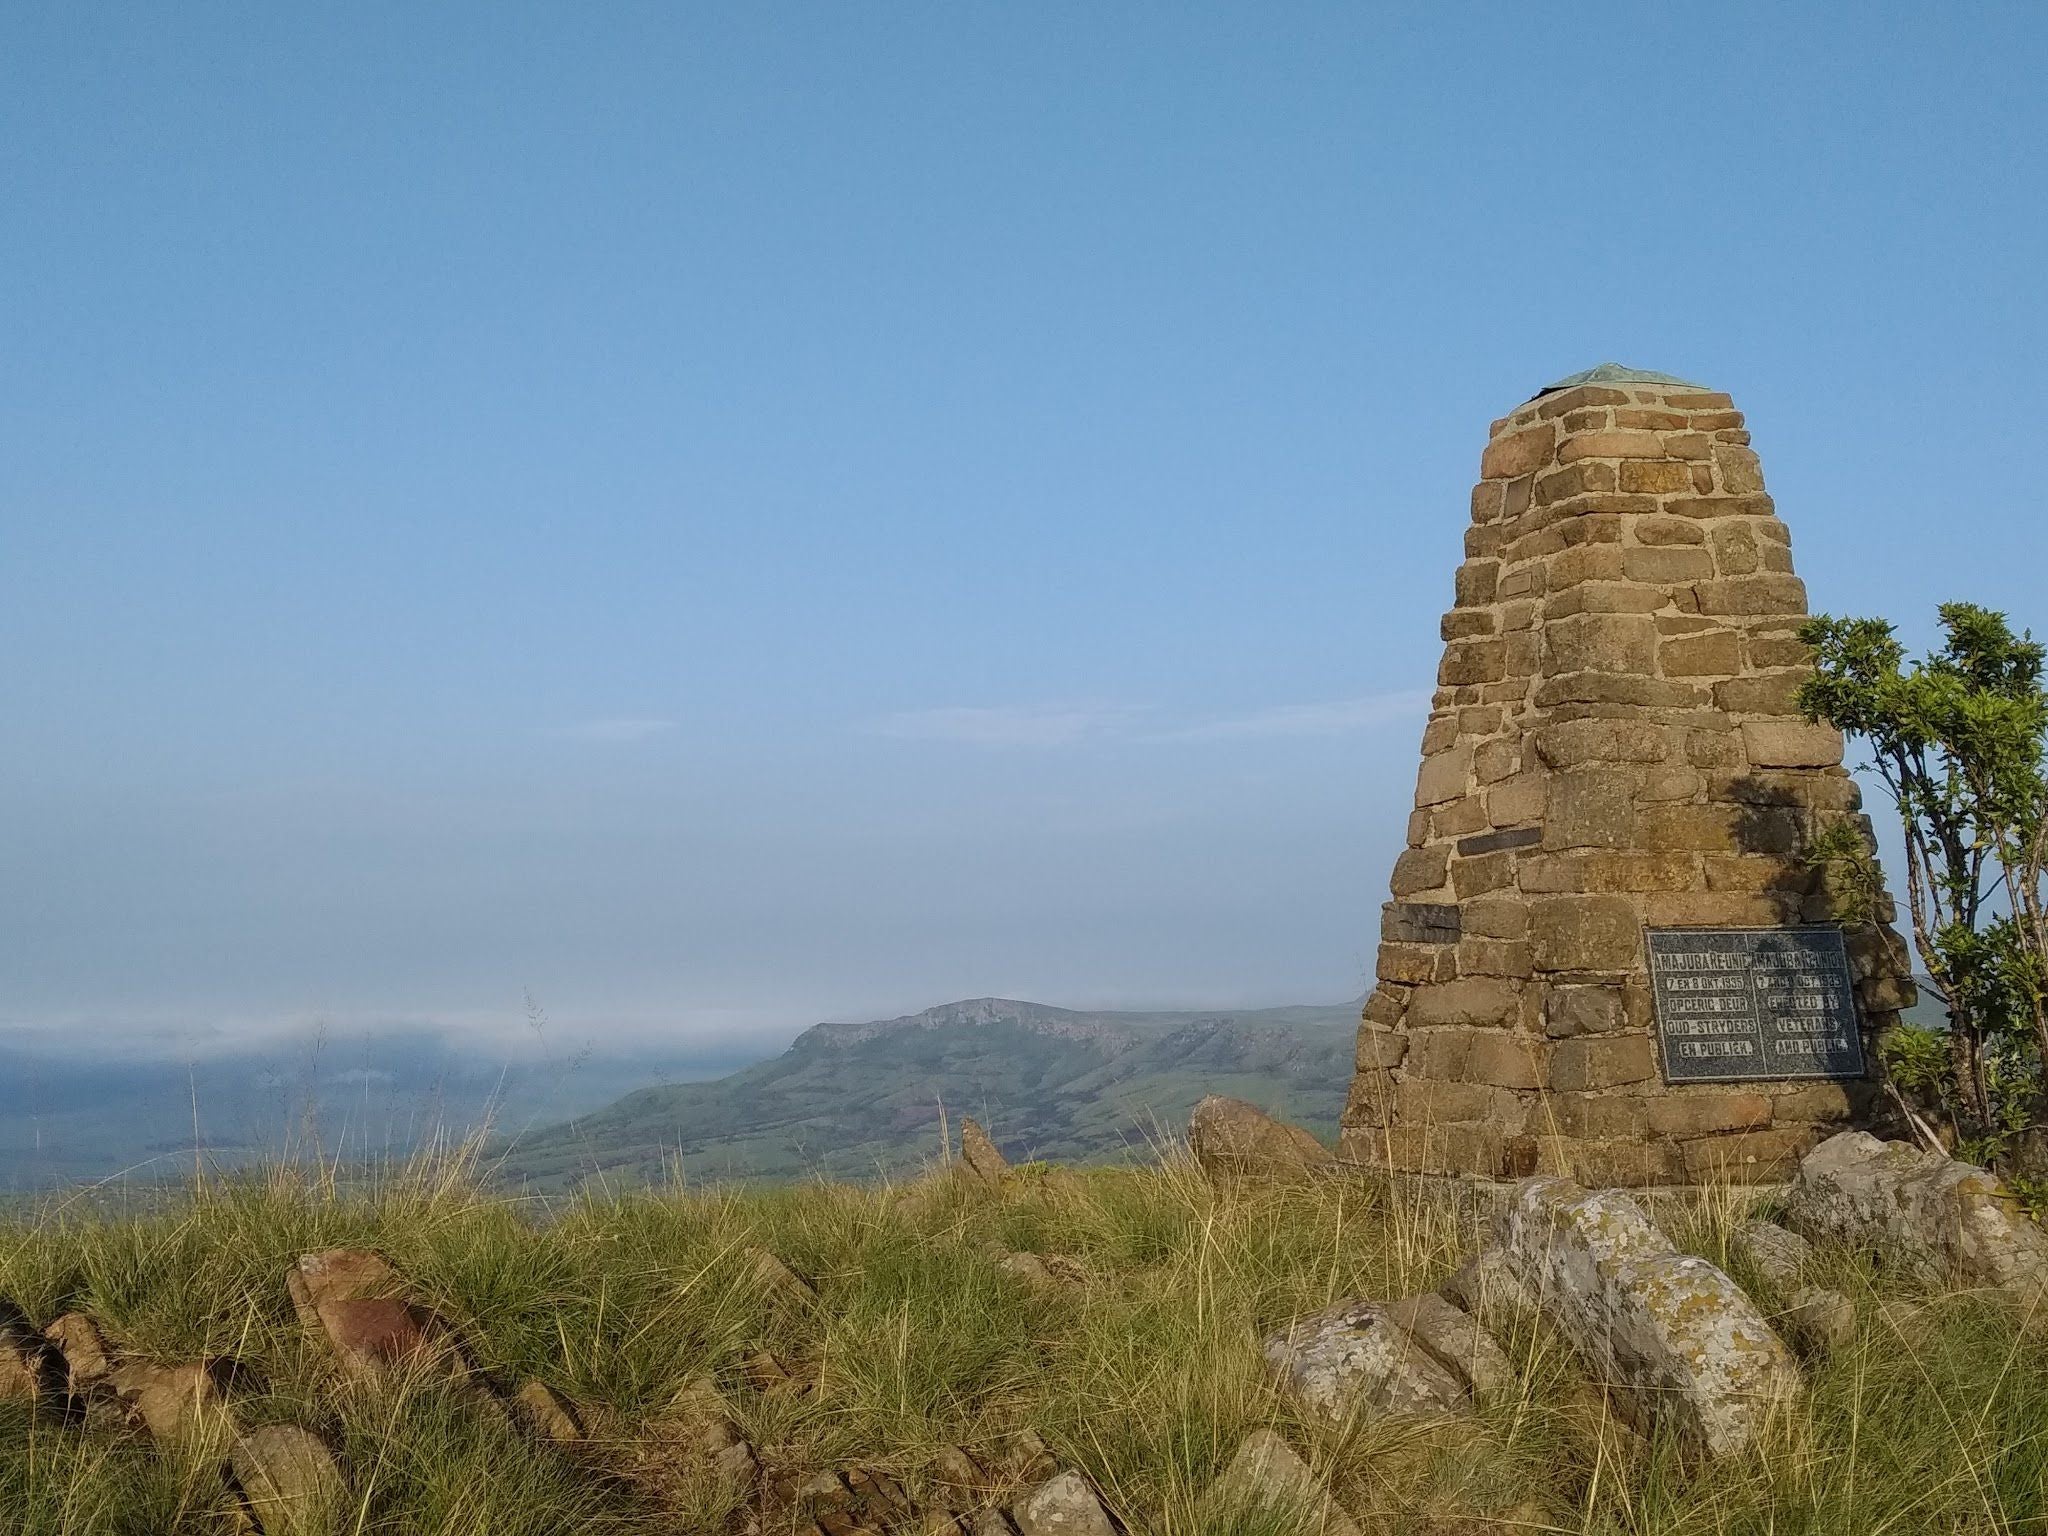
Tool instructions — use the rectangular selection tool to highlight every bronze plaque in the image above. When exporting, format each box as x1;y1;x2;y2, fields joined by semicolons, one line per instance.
1645;927;1865;1083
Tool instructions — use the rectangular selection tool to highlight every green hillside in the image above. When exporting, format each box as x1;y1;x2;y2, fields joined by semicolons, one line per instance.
496;997;1360;1189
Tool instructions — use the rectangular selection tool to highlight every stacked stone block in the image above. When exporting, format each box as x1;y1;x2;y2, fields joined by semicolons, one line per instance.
1341;369;1916;1186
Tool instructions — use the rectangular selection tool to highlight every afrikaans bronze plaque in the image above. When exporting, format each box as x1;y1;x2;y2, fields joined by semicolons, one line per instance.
1645;927;1865;1083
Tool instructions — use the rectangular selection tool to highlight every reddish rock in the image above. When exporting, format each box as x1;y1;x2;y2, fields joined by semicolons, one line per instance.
289;1249;464;1379
959;1116;1010;1189
290;1249;399;1317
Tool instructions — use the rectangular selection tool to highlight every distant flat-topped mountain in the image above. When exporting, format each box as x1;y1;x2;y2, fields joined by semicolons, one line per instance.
496;997;1361;1190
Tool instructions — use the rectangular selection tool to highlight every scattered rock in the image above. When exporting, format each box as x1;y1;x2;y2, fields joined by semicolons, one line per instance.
1781;1287;1857;1356
1012;1469;1116;1536
846;1465;913;1522
288;1250;399;1324
1188;1095;1334;1179
1002;1429;1058;1483
776;1462;923;1535
996;1251;1083;1293
1784;1131;2048;1296
1208;1428;1363;1536
1387;1292;1514;1398
289;1250;464;1380
966;1513;1019;1536
512;1378;583;1442
1039;1254;1089;1287
790;1467;853;1510
230;1424;348;1536
711;1438;760;1487
42;1312;111;1395
1735;1220;1813;1291
313;1297;459;1378
653;1374;760;1500
667;1374;735;1438
665;1373;753;1463
1498;1177;1801;1460
109;1360;230;1443
930;1444;987;1492
739;1348;812;1397
0;1310;46;1404
998;1252;1061;1292
1440;1246;1539;1333
749;1246;821;1309
1261;1299;1469;1426
959;1117;1010;1189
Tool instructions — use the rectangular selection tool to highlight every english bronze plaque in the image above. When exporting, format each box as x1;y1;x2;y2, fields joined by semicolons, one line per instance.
1645;927;1865;1083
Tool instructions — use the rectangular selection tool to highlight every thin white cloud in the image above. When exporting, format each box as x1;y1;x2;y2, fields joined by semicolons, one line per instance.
1154;691;1434;742
866;705;1127;748
554;718;679;743
865;692;1429;749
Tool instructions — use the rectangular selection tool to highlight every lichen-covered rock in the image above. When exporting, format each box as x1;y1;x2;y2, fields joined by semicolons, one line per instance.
1012;1470;1116;1536
1261;1299;1469;1426
1208;1429;1363;1536
1783;1131;2048;1295
1735;1220;1813;1291
1441;1236;1540;1310
1441;1245;1540;1335
1499;1177;1800;1459
1189;1095;1334;1178
960;1117;1010;1188
230;1425;348;1536
1387;1292;1514;1397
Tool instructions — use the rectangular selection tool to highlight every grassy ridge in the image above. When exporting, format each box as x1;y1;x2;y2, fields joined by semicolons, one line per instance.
1;1153;2046;1533
497;999;1360;1189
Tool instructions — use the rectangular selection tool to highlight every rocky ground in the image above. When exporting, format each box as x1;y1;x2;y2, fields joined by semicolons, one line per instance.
1;1103;2046;1534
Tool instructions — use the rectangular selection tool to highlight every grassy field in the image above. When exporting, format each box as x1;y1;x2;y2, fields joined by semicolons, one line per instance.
1;1147;2045;1534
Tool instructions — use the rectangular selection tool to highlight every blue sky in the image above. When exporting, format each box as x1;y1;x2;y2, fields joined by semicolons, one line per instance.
5;5;2046;1057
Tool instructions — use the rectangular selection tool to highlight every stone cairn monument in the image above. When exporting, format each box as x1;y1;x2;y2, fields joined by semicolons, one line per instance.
1342;365;1917;1186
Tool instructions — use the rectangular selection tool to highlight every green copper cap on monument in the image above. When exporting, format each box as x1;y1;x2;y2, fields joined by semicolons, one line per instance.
1536;362;1706;395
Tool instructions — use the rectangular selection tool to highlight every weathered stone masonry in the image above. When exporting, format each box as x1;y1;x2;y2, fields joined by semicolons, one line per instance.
1340;367;1917;1186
